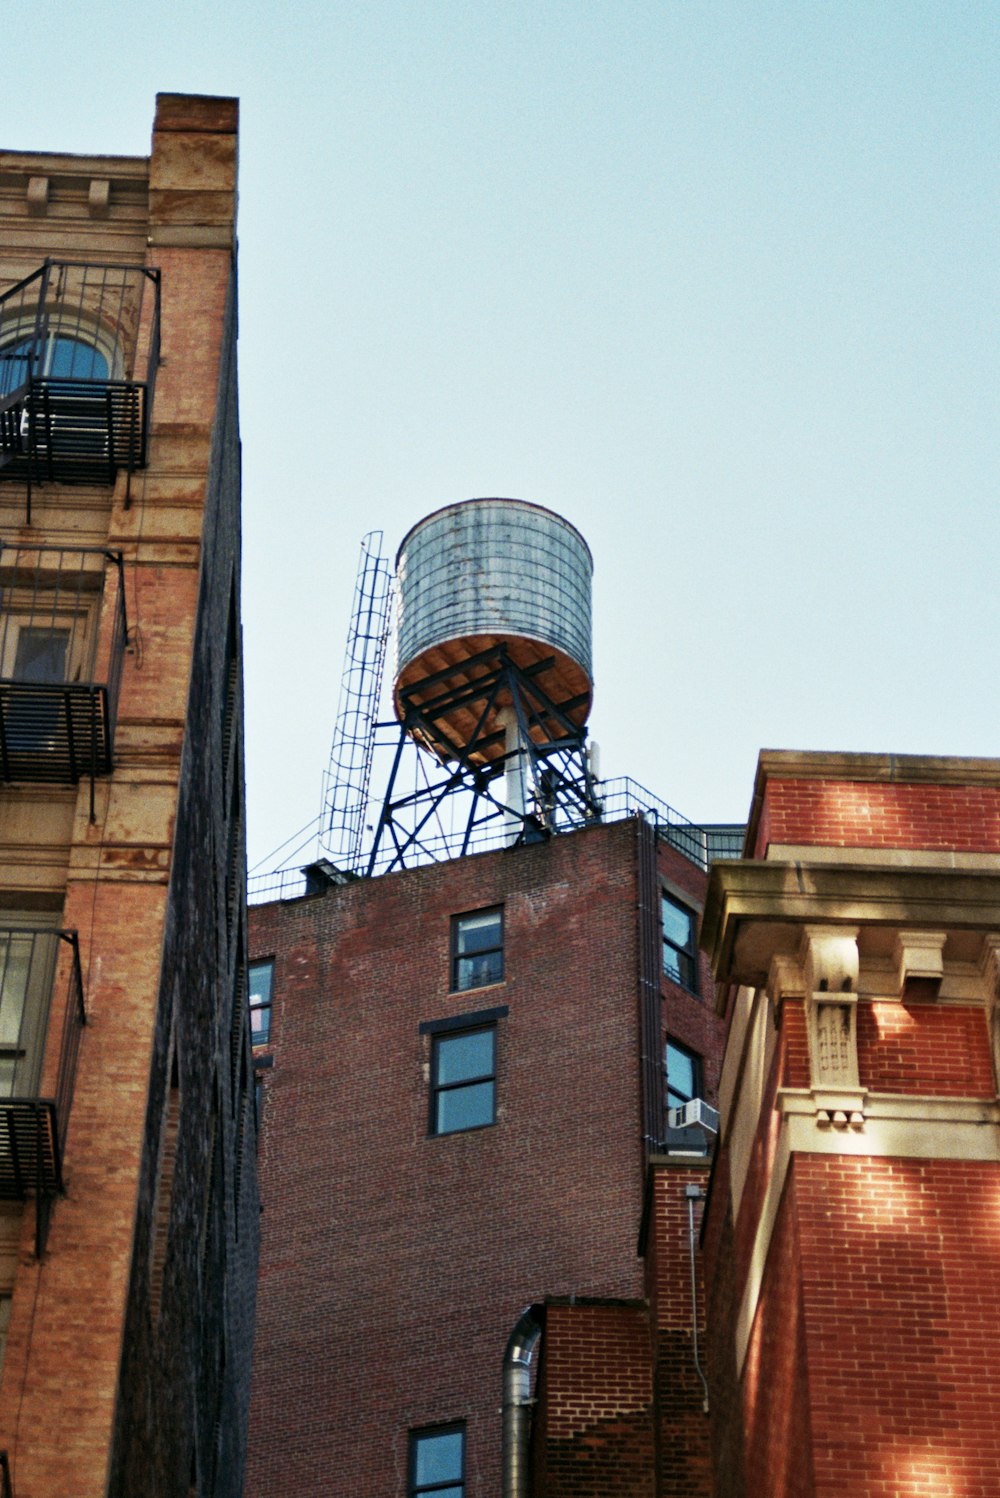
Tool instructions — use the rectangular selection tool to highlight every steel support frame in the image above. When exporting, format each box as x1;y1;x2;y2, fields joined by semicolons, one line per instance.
366;647;602;876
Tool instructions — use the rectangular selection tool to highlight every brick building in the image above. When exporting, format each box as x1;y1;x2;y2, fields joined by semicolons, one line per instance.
701;750;1000;1498
248;746;1000;1497
247;811;729;1495
0;95;257;1496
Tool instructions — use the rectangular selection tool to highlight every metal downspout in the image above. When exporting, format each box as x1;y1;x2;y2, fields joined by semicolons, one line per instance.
501;1305;543;1498
686;1184;710;1414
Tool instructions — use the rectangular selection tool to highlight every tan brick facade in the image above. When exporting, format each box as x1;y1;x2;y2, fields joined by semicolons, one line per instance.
0;95;256;1498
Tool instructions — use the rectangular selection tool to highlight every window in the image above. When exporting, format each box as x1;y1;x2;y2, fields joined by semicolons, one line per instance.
666;1038;703;1113
0;333;110;396
420;1006;507;1136
11;626;70;684
4;626;71;750
662;893;698;993
0;922;58;1097
451;907;503;992
409;1424;465;1497
249;960;273;1047
432;1027;495;1134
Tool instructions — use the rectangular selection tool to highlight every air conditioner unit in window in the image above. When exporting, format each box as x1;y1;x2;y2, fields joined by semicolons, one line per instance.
667;1098;720;1135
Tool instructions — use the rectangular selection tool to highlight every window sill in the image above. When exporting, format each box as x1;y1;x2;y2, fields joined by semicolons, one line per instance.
662;976;701;1001
448;978;506;999
427;1119;498;1140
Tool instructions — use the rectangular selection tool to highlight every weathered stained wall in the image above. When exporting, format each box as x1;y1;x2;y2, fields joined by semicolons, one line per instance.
248;819;661;1496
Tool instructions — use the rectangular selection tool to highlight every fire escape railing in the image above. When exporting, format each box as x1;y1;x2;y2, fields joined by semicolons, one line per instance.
0;261;160;513
0;544;129;813
0;927;87;1256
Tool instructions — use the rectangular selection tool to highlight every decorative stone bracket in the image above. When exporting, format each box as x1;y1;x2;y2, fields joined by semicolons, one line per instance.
802;927;865;1130
768;928;866;1130
895;931;946;1002
981;936;1000;1095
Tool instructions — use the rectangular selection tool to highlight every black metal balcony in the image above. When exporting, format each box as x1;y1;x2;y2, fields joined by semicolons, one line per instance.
0;545;128;805
0;928;87;1256
0;261;160;505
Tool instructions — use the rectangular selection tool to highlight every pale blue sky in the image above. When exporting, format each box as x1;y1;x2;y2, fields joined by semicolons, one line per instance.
7;2;998;867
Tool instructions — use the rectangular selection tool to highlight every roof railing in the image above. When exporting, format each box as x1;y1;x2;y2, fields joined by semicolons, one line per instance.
249;775;745;903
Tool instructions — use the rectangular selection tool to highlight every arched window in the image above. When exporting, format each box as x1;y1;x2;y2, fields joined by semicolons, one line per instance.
0;332;111;397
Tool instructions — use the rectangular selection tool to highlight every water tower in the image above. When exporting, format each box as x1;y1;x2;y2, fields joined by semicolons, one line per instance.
364;497;602;873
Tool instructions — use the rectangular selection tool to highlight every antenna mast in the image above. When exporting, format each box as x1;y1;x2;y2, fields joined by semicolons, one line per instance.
320;531;392;871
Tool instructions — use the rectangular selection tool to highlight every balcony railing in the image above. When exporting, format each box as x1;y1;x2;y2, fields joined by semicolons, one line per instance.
0;545;128;806
0;927;87;1255
0;261;160;507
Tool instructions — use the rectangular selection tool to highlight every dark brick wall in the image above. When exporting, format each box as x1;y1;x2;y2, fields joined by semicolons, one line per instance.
701;1141;745;1498
107;258;259;1498
248;818;661;1496
642;1164;713;1498
532;1300;656;1497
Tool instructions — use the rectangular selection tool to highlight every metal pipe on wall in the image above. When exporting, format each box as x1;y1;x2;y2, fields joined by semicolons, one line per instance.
501;1305;544;1498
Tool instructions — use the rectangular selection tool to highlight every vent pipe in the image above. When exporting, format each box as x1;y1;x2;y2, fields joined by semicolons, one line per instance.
501;1305;543;1498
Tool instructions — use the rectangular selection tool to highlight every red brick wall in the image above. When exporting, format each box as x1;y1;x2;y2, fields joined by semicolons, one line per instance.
247;820;652;1497
795;1155;1000;1497
730;1035;785;1323
738;1167;814;1498
703;1010;802;1497
702;1142;745;1498
643;1165;713;1498
532;1302;655;1496
781;997;995;1098
753;778;1000;856
709;755;1000;1498
781;1002;810;1089
709;1147;1000;1498
857;1001;995;1097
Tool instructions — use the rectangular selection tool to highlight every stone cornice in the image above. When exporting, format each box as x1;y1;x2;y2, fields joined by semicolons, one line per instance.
702;860;1000;997
0;152;147;179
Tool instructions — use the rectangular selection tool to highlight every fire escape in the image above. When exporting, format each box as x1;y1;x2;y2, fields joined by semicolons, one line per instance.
0;263;153;1271
0;260;159;517
0;927;87;1257
0;543;129;816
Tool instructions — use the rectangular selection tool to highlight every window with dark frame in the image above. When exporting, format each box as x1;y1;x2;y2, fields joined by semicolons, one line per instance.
662;892;698;993
666;1037;703;1113
420;1006;507;1137
249;959;273;1047
451;907;503;992
409;1423;465;1497
432;1026;496;1135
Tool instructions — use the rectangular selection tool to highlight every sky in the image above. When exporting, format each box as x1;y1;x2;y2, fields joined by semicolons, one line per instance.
6;2;998;871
